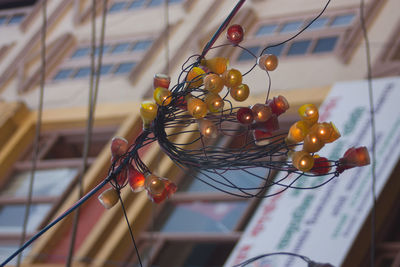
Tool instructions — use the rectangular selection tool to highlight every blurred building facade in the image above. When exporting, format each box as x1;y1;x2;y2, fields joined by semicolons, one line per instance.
0;0;399;266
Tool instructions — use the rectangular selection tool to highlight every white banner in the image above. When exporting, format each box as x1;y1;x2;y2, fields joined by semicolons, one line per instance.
224;76;400;267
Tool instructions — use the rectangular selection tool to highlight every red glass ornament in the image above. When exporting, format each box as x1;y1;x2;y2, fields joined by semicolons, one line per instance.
176;95;187;110
128;167;145;192
267;95;289;116
227;24;244;45
250;114;279;133
311;157;331;175
337;146;370;173
253;130;273;146
111;137;128;159
237;107;254;125
153;73;171;89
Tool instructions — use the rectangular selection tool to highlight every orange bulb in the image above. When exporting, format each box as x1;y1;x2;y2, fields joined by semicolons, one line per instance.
303;133;325;153
187;98;208;119
204;73;224;93
145;174;165;196
222;69;242;88
257;54;278;71
298;104;319;126
287;121;309;143
140;101;157;127
153;87;172;106
230;84;250;102
98;188;119;209
153;73;171;89
292;150;314;172
110;137;128;158
198;119;218;138
186;67;206;88
251;103;272;122
205;93;224;113
200;57;228;75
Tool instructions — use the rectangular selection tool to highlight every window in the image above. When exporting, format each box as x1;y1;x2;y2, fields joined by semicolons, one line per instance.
51;38;153;81
0;127;116;263
8;14;25;24
109;2;127;13
109;0;183;13
235;10;358;62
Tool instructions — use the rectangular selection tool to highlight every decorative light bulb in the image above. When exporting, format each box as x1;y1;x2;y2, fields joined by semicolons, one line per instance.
187;98;208;119
251;103;272;122
205;93;224;113
287;121;309;144
198;119;218;138
139;101;157;127
257;54;278;71
311;156;331;175
98;188;119;209
253;130;273;146
298;104;319;126
338;146;370;172
236;107;254;125
153;73;171;89
111;137;128;159
303;133;324;153
325;122;341;143
204;73;224;93
268;95;289;116
227;24;244;45
200;57;228;75
250;114;279;133
292;150;314;172
153;87;172;106
145;174;165;196
222;69;242;88
128;166;145;192
186;67;206;88
230;84;250;102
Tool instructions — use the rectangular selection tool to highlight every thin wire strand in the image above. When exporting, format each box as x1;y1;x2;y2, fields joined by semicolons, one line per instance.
16;1;47;266
360;0;376;266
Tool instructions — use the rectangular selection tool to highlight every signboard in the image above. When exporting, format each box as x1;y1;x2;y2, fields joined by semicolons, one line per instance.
224;76;400;267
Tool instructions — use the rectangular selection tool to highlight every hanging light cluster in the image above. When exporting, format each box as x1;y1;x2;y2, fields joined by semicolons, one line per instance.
98;21;370;207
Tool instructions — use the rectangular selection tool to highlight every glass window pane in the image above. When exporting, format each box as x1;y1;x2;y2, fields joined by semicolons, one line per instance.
71;47;90;58
100;64;113;75
111;42;131;53
158;201;248;233
53;69;74;80
264;43;285;56
287;40;311;55
331;14;355;27
114;62;136;74
306;17;329;31
132;40;153;51
0;245;31;266
108;2;126;13
8;14;25;24
128;0;146;9
0;204;52;234
279;21;303;33
255;24;278;36
312;36;338;53
0;16;7;25
74;67;91;78
94;45;111;56
237;46;260;61
1;168;78;198
148;0;163;7
168;0;183;3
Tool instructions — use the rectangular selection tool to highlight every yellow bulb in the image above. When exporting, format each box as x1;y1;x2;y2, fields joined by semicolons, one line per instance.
205;93;224;113
230;84;249;102
153;87;172;106
98;188;119;209
292;150;314;172
187;98;208;119
303;133;324;153
204;74;224;93
298;104;319;126
287;121;309;143
222;69;242;88
200;57;229;75
186;67;206;88
198;119;218;138
140;101;157;127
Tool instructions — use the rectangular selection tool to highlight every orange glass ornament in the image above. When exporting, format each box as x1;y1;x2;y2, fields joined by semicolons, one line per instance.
186;67;205;88
153;87;172;106
222;69;242;88
292;150;314;172
287;121;309;144
204;73;224;93
128;166;145;192
251;114;279;133
205;93;224;113
236;107;254;125
251;103;272;122
98;188;119;209
298;104;319;126
145;174;165;196
187;98;208;119
268;95;289;116
198;119;218;138
200;57;228;75
303;133;325;153
230;84;249;102
153;73;170;89
257;54;278;71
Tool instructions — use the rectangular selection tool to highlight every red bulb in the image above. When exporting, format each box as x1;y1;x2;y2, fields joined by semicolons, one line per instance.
311;157;331;175
251;114;279;133
237;107;254;125
111;137;128;159
267;95;290;116
128;167;145;192
253;130;273;146
227;24;244;45
337;146;370;173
